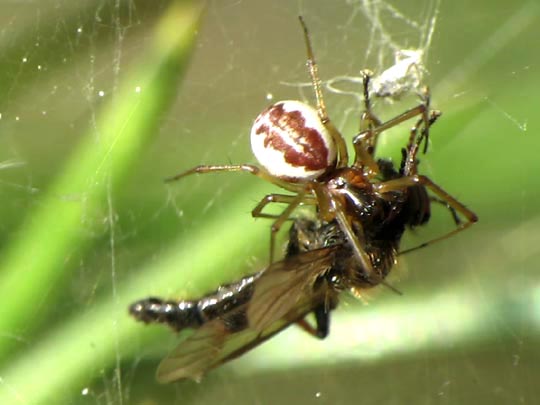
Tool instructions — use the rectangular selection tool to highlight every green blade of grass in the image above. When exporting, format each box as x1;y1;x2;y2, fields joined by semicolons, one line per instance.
0;183;267;404
3;205;537;404
0;0;204;362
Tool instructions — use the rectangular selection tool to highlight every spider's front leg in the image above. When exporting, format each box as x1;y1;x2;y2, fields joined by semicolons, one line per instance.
352;73;437;178
348;70;382;177
251;191;317;263
165;164;303;193
353;102;431;172
165;164;261;183
298;16;349;168
358;69;383;145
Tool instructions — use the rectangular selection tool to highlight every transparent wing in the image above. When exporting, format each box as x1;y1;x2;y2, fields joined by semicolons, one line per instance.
157;324;223;383
246;246;338;333
156;247;339;383
157;306;301;383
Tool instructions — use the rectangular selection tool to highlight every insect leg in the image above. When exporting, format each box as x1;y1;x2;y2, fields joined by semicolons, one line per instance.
313;304;331;338
430;196;461;226
295;305;331;339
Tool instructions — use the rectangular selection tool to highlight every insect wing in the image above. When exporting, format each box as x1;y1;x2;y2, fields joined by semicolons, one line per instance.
157;324;223;383
247;246;337;334
156;307;297;383
156;247;338;383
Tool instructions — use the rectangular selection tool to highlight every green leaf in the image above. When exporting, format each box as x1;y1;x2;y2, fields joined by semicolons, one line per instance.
0;1;204;402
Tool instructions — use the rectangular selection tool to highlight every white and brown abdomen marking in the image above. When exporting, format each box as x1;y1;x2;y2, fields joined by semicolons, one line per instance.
250;100;337;181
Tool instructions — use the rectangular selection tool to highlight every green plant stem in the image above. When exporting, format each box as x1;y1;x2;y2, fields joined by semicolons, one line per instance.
0;183;266;404
0;0;203;363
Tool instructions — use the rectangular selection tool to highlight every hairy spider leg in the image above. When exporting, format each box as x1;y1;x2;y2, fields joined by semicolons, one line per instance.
299;16;349;168
262;191;308;263
392;108;472;257
311;182;377;282
353;73;435;178
358;70;383;140
167;165;320;263
402;109;442;176
167;19;353;265
375;175;478;256
353;103;430;178
251;193;317;220
165;164;304;193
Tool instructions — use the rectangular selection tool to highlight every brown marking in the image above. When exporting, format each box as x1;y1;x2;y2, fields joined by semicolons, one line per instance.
255;103;329;171
341;167;370;188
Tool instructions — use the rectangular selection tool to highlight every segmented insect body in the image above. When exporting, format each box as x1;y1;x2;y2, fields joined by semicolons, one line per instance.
130;274;261;334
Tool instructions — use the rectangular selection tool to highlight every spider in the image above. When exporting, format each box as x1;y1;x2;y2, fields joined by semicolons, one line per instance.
166;16;477;283
130;17;480;381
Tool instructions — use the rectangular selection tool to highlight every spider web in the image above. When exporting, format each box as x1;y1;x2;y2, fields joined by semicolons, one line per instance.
0;0;538;404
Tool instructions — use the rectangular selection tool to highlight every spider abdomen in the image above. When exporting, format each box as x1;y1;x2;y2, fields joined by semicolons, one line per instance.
251;100;337;181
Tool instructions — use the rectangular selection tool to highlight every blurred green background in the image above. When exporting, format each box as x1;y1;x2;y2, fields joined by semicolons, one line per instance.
0;0;538;404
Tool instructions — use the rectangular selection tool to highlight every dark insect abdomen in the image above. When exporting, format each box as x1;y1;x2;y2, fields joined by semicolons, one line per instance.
129;272;261;332
377;158;431;228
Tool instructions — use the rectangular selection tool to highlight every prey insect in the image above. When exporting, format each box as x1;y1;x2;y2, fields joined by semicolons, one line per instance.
130;17;477;382
130;209;401;383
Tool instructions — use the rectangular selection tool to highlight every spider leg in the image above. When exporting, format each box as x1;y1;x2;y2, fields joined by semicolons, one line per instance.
349;70;382;177
251;190;310;263
358;70;383;148
402;108;441;176
299;16;349;168
418;87;433;155
354;102;429;153
314;184;378;283
353;102;430;176
165;164;303;193
353;81;437;178
251;193;317;219
375;175;478;256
